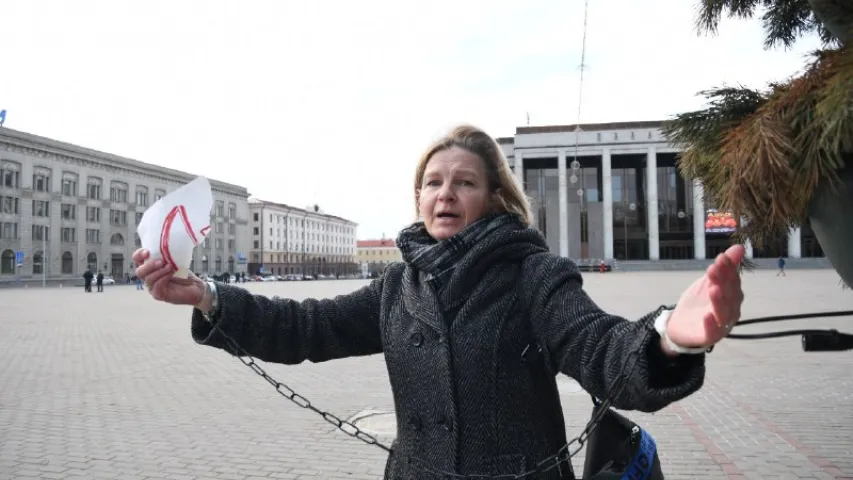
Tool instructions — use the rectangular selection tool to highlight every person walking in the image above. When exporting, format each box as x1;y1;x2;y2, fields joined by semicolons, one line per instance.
134;125;745;479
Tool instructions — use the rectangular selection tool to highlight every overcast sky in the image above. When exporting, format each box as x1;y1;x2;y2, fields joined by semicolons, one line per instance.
1;0;822;239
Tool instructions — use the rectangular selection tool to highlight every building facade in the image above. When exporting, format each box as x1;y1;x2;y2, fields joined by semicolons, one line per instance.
248;199;358;276
500;121;824;261
0;128;251;282
356;238;402;276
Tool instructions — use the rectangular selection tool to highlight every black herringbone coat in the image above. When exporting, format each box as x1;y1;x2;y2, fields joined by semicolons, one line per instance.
190;225;705;479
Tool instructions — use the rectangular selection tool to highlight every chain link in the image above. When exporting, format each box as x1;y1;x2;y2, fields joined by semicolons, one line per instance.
208;315;655;478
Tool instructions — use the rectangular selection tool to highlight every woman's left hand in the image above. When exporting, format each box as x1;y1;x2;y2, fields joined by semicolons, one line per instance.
665;244;746;353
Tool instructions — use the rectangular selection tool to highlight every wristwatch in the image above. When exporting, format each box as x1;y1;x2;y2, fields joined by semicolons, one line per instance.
653;308;708;355
199;280;220;321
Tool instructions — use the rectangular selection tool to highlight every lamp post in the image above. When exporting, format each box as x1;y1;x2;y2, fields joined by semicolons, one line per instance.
42;226;47;288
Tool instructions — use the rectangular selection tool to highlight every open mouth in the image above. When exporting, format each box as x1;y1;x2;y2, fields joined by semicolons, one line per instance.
436;212;460;219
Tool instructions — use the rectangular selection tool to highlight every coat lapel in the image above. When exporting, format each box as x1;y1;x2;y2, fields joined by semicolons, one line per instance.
401;266;446;334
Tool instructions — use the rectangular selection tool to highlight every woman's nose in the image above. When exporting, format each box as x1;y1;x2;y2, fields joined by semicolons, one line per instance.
437;185;456;201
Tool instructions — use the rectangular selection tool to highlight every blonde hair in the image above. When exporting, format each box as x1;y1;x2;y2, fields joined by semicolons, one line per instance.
414;124;532;225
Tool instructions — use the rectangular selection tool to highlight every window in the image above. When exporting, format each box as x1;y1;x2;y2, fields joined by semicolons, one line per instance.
216;201;224;217
110;209;127;226
86;229;101;244
110;182;128;203
135;234;141;247
228;239;235;250
136;212;143;225
61;203;76;220
110;233;124;245
253;227;259;235
228;203;236;218
32;250;44;275
0;222;18;239
87;178;102;199
215;256;222;272
135;187;149;206
254;240;259;248
155;189;166;201
0;196;19;214
61;174;78;196
253;212;259;221
61;252;74;274
32;225;49;241
87;207;101;223
1;162;21;188
228;223;236;235
215;238;223;250
32;171;50;192
216;223;223;233
32;200;50;217
61;228;76;243
0;249;14;274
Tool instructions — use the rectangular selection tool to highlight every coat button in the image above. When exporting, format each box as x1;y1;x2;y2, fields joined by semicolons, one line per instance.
410;332;424;347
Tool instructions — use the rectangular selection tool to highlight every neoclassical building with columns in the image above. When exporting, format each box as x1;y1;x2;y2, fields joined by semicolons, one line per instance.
498;121;824;262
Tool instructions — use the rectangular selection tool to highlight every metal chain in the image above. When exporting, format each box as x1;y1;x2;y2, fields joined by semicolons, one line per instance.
207;316;656;479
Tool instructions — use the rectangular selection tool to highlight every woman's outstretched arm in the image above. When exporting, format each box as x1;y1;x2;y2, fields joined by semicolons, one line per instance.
527;254;705;413
190;276;385;365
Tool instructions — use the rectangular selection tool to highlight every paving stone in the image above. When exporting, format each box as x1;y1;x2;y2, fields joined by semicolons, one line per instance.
1;269;851;479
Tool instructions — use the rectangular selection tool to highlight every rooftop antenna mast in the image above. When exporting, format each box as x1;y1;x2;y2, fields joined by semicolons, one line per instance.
569;0;590;196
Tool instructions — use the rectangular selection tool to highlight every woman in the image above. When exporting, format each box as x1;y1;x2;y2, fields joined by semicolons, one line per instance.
134;125;745;479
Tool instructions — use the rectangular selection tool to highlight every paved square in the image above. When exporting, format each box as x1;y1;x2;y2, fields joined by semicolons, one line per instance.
1;269;852;480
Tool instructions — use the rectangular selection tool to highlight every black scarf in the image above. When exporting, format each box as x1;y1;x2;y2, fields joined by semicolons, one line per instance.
396;212;521;289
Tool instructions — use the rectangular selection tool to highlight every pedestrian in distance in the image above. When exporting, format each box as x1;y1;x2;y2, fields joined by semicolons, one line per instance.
134;125;745;479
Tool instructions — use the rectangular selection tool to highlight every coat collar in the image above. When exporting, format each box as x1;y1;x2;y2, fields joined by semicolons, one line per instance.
400;222;550;333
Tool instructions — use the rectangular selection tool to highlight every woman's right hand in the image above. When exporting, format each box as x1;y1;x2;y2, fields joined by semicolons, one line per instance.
132;248;206;307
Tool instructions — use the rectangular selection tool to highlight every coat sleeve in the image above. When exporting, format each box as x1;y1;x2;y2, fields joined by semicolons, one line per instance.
189;276;385;365
527;254;705;413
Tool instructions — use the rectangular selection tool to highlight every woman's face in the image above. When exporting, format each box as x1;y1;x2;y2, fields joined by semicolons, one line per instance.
418;146;492;241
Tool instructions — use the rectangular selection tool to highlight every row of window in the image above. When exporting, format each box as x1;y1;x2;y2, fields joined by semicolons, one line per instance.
1;165;238;218
0;249;244;276
254;225;354;244
0;220;238;250
259;253;353;263
256;211;355;235
253;239;354;255
0;165;168;204
0;249;77;275
358;249;399;256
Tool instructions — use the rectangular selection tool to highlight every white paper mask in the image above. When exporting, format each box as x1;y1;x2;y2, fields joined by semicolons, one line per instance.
137;176;213;279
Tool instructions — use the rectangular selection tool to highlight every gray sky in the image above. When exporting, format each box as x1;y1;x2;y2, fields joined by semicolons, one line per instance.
1;0;822;239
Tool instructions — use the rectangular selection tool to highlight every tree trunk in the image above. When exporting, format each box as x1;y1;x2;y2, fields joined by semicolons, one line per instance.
807;158;853;288
808;0;853;46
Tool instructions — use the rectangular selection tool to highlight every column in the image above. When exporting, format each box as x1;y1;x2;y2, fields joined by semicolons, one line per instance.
514;152;524;191
788;227;802;258
602;148;613;260
692;180;706;259
646;147;660;260
557;150;569;257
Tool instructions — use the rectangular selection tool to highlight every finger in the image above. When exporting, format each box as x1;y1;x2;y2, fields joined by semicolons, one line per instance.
135;259;164;280
131;249;150;265
715;251;739;282
725;244;746;266
707;255;726;284
143;264;176;287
